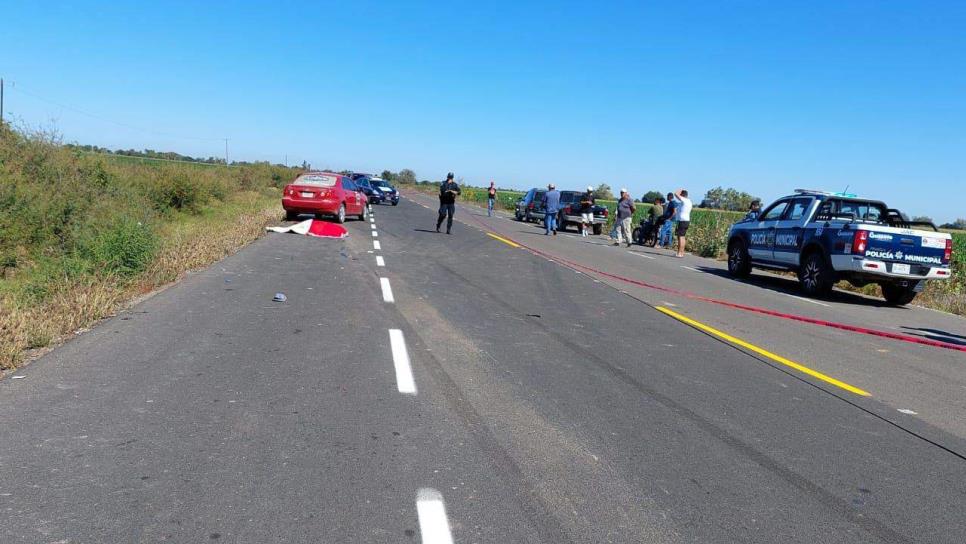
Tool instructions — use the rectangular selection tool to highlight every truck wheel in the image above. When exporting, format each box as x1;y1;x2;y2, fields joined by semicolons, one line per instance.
881;283;917;306
285;210;298;221
798;251;834;297
557;214;567;232
592;224;602;236
727;240;752;278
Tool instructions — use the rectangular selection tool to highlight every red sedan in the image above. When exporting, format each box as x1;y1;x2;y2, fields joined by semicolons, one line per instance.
282;172;369;223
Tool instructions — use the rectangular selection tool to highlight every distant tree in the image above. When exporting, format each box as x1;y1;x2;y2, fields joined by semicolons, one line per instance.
702;186;760;211
396;169;417;185
911;215;934;224
595;183;614;200
939;218;966;230
641;190;663;202
380;170;395;181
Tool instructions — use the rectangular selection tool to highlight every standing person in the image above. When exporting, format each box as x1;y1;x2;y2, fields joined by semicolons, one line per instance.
541;183;561;235
744;200;761;221
613;189;635;247
673;188;693;257
436;173;461;234
647;196;664;243
578;186;595;237
658;192;678;249
487;181;497;217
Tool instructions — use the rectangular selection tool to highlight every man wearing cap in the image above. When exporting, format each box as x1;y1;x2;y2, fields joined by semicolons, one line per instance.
541;183;561;235
613;188;635;247
436;173;461;234
579;186;595;237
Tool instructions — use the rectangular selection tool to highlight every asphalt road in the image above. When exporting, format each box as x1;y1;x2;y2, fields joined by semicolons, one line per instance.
1;194;965;543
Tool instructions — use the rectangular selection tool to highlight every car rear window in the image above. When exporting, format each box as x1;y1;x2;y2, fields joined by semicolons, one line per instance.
295;174;338;187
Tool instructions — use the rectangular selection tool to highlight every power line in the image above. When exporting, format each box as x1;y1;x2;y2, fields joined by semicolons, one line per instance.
6;80;226;142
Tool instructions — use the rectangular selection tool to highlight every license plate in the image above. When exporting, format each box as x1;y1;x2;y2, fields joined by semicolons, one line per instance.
300;191;314;198
892;263;911;275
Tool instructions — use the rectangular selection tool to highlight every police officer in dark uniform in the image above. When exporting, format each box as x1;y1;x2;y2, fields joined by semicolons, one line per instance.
436;173;461;234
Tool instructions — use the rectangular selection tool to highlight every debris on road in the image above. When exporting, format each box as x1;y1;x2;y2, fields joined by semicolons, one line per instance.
272;293;287;302
266;219;348;239
11;375;26;379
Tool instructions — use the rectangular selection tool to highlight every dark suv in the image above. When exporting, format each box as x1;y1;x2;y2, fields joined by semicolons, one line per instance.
514;188;546;223
351;175;384;205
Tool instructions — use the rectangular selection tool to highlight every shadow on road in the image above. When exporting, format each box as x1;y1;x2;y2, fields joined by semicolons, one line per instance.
693;266;897;309
901;327;966;346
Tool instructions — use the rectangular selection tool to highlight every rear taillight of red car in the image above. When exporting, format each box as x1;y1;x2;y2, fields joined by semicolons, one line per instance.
852;230;869;255
284;186;293;196
944;238;953;264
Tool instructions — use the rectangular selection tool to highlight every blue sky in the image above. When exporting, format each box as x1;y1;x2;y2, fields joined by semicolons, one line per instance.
2;1;964;222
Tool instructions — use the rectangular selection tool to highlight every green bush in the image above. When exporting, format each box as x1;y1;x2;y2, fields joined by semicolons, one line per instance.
86;218;157;276
150;172;208;212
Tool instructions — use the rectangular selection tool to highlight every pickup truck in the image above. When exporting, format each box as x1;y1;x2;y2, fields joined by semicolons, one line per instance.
726;190;953;305
557;191;609;235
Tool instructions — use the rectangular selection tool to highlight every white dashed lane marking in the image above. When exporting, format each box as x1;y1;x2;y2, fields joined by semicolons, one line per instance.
373;240;381;250
416;488;454;544
680;265;701;272
629;252;655;259
376;256;385;267
372;231;378;237
388;329;417;395
371;223;376;229
380;277;395;303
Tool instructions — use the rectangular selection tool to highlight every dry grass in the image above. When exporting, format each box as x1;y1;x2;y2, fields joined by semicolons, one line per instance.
0;192;281;370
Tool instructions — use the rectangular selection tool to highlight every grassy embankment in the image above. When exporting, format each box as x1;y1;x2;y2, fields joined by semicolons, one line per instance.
0;126;301;368
404;183;965;315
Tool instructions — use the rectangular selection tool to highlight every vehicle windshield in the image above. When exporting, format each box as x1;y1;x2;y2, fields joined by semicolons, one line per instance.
295;173;338;187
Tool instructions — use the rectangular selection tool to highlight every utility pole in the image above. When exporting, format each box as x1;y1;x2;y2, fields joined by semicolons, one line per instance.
224;138;229;166
1;78;5;126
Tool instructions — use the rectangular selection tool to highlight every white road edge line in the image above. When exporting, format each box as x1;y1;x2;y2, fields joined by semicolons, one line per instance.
380;277;395;303
389;329;417;395
373;240;381;250
784;293;831;307
376;256;385;267
416;488;453;544
630;252;655;259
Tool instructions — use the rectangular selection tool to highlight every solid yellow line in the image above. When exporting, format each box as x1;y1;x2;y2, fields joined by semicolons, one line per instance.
656;306;871;397
486;232;521;248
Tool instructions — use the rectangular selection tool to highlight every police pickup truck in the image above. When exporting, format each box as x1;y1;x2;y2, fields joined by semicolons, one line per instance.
726;190;953;305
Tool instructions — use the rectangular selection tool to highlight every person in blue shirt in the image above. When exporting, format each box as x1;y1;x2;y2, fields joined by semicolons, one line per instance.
744;200;761;221
541;184;561;235
658;192;678;248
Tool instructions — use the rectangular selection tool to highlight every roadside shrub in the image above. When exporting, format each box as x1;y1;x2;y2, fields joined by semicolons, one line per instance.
86;218;158;276
150;172;207;212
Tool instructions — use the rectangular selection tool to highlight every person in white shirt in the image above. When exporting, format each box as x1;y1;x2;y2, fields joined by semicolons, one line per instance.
673;189;693;258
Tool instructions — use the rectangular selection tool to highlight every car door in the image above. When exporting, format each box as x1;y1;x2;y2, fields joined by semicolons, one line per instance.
748;199;790;263
341;178;359;213
772;197;815;264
